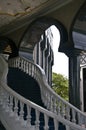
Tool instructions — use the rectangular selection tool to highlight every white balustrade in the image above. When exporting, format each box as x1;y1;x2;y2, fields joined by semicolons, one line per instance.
8;56;86;129
35;110;40;130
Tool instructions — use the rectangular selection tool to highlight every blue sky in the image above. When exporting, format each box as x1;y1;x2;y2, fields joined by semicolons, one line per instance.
51;25;69;78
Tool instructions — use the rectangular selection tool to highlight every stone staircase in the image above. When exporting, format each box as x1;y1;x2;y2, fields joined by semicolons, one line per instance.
7;67;66;130
0;55;86;130
7;67;45;107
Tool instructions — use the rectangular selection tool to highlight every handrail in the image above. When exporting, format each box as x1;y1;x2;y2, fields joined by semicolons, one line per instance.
0;80;86;130
8;56;86;128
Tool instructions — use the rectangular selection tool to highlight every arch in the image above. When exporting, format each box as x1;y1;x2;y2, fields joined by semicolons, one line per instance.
0;37;18;58
71;1;86;51
19;17;68;52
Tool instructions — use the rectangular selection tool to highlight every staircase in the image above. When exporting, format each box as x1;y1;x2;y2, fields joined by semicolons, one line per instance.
7;68;44;107
0;55;86;130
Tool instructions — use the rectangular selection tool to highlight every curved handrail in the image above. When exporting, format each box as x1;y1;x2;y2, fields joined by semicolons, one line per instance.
1;80;86;130
8;56;86;128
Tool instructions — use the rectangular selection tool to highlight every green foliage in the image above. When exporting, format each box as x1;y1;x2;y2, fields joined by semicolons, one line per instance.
52;72;69;101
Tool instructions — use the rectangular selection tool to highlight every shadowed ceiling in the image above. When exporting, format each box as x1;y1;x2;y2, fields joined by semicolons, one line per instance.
0;0;85;49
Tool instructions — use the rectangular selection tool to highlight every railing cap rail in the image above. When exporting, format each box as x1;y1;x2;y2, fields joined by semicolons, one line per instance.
1;81;86;130
10;56;86;117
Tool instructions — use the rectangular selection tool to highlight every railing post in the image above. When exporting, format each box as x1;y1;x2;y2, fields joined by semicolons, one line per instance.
26;105;31;128
54;118;59;130
72;109;76;123
44;114;49;130
14;98;19;120
19;102;24;125
35;109;40;130
9;95;14;117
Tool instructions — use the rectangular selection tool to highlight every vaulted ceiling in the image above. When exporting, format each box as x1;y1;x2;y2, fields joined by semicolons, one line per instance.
0;0;85;49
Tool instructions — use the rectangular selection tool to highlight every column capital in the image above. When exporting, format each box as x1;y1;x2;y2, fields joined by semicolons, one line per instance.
59;41;82;58
65;47;81;58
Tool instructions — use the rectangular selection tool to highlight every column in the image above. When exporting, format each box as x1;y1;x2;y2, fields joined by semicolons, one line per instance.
69;49;81;109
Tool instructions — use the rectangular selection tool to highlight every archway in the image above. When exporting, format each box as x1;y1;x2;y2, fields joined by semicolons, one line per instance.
19;17;68;51
19;17;68;86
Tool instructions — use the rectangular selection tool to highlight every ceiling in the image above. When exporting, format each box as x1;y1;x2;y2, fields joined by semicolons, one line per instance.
0;0;85;48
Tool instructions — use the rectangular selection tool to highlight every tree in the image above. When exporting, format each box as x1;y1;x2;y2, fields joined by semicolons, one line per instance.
52;72;69;100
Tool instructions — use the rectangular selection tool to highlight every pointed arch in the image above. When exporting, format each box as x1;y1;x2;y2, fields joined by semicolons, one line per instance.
19;17;68;52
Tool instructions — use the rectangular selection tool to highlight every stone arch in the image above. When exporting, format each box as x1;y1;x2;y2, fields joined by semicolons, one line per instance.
72;1;86;51
0;37;18;58
19;17;68;52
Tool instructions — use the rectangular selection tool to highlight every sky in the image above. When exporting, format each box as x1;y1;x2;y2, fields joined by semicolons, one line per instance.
51;25;69;78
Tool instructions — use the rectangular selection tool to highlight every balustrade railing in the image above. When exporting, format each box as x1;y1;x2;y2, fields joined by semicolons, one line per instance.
8;56;86;128
0;78;86;130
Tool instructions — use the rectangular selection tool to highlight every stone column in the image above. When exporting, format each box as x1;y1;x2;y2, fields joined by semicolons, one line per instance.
68;49;81;109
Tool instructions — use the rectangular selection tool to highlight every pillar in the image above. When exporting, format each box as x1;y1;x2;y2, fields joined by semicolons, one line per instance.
68;49;81;109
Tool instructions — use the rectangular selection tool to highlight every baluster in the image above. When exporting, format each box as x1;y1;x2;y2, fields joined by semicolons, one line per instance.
47;93;50;110
32;64;34;77
0;87;4;105
9;95;14;116
61;102;65;118
17;57;20;68
26;105;31;128
71;109;76;123
19;101;24;124
29;63;32;76
23;60;26;72
54;118;58;130
19;58;22;69
53;98;57;114
5;92;10;112
14;98;19;120
41;89;46;106
21;59;24;71
50;95;53;111
34;66;36;79
15;59;18;68
35;109;40;130
44;114;49;130
65;125;70;130
26;62;29;74
36;68;39;81
2;90;7;109
57;99;61;115
65;106;70;120
77;112;81;125
15;58;18;68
